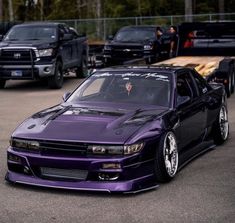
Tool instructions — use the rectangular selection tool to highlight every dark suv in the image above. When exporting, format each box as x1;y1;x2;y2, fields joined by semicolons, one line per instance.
103;25;171;65
0;22;88;89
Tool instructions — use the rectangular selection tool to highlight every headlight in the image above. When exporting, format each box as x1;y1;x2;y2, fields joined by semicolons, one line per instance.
88;145;123;155
124;143;144;155
10;138;40;151
38;48;53;57
88;143;144;155
144;45;153;50
104;45;112;50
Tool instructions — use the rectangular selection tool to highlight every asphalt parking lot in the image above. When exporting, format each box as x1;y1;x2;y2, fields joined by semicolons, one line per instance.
0;77;234;223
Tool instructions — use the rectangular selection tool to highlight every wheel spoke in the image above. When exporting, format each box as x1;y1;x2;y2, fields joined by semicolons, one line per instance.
163;132;178;177
219;106;228;140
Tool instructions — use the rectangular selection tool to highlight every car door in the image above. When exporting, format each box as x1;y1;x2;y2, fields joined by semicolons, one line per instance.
176;70;207;150
191;70;221;130
67;27;82;67
58;24;73;69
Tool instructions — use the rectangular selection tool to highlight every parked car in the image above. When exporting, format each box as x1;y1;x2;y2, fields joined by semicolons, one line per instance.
0;22;88;89
103;25;171;65
6;66;229;193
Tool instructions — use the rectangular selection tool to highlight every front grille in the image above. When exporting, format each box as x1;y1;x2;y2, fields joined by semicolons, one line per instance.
0;49;36;65
40;167;88;181
112;46;143;59
39;140;88;157
112;45;143;50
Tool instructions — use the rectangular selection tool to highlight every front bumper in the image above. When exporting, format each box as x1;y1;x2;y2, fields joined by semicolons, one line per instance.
0;63;56;79
6;147;157;193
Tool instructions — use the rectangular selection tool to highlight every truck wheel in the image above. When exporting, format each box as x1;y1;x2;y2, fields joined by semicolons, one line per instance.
76;55;88;78
48;62;63;89
0;80;6;89
212;105;229;145
225;71;232;98
145;56;157;65
231;66;235;94
154;131;178;182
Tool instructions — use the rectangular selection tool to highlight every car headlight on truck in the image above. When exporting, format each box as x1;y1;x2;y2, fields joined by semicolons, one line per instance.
38;48;53;57
104;45;112;51
10;138;40;151
144;44;153;50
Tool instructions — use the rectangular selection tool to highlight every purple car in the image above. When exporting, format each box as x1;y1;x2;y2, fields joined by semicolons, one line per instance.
6;66;229;193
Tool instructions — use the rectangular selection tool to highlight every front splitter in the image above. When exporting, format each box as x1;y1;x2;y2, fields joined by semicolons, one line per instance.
5;171;159;194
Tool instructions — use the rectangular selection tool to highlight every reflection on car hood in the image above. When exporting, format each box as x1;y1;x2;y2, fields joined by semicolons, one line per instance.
12;105;167;144
0;40;56;49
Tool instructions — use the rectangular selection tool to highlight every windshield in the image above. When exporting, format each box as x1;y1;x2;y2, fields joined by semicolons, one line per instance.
68;71;171;107
4;26;57;41
114;29;155;42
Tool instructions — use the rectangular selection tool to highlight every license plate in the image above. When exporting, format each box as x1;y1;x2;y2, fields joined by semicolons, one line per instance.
11;70;22;77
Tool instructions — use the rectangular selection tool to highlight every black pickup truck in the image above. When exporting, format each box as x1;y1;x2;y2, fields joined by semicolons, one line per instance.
0;22;88;89
103;25;171;65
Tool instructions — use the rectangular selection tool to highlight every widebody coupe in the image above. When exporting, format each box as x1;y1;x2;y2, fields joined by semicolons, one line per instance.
6;66;229;193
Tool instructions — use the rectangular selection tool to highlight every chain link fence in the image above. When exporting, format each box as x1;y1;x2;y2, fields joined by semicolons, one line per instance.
1;13;235;41
54;13;235;41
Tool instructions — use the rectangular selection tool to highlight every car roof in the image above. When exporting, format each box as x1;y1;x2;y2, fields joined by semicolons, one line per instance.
94;65;185;75
12;22;63;28
119;25;160;30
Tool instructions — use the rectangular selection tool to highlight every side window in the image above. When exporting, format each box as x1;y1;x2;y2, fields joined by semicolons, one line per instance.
58;25;69;39
193;72;210;95
177;73;196;98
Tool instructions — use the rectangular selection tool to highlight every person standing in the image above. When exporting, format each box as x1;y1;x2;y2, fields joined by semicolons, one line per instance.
169;26;178;58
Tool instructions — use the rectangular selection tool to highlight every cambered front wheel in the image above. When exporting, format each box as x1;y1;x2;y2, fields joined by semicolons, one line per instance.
154;131;179;182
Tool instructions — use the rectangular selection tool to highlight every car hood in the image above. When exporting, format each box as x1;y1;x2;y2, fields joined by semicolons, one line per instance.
12;104;167;144
108;39;153;46
0;40;57;49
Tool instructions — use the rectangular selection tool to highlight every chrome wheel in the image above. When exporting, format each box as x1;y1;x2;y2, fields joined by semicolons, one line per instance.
163;132;178;177
219;106;229;140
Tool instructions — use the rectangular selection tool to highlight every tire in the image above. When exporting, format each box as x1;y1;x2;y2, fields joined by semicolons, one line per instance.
225;67;232;98
76;55;88;78
219;60;233;97
231;66;235;94
0;80;6;89
212;105;229;145
145;56;157;65
154;131;179;182
48;61;63;89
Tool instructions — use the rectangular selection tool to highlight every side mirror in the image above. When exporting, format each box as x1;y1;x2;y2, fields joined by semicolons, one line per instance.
62;92;71;102
177;96;190;108
62;33;73;41
107;35;114;41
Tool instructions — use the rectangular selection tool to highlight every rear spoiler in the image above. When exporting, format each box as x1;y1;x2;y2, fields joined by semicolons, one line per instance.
177;22;235;56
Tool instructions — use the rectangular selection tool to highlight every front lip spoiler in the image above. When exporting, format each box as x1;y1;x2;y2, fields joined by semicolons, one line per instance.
5;171;159;194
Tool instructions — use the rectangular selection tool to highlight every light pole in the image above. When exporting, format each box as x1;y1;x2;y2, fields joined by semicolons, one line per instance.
185;0;193;22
